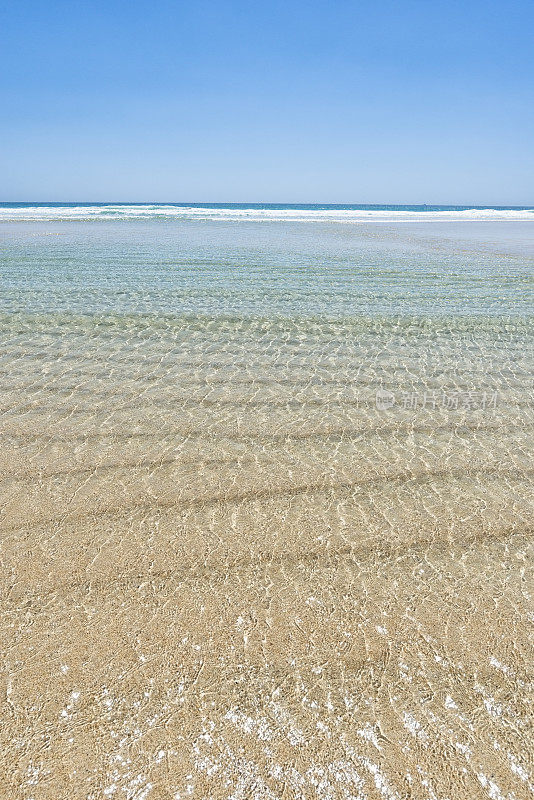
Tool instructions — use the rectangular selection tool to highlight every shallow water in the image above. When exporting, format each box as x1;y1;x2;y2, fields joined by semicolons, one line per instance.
1;214;533;800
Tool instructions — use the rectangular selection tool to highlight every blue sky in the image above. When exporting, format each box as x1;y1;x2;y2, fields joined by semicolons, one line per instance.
1;0;533;203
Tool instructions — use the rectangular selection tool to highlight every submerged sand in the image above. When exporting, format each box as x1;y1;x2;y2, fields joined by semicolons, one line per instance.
0;220;533;799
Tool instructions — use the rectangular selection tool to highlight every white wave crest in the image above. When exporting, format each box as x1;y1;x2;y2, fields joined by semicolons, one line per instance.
1;205;533;222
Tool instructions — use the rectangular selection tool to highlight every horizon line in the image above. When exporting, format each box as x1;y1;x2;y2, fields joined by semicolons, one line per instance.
1;200;534;208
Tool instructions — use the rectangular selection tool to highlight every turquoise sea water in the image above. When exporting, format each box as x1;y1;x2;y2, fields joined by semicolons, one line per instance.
1;204;533;318
1;205;532;403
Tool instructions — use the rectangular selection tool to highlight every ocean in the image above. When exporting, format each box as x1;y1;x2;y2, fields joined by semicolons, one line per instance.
1;204;533;799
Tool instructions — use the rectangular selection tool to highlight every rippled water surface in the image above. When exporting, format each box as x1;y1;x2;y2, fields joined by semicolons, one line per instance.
1;214;533;800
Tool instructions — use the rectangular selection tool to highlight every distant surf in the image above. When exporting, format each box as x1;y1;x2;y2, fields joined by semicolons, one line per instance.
1;203;533;222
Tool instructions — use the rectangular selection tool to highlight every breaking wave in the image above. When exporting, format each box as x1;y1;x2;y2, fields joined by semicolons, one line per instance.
1;203;533;222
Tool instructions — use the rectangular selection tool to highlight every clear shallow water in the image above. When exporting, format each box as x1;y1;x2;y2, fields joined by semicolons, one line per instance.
1;211;533;800
1;217;533;316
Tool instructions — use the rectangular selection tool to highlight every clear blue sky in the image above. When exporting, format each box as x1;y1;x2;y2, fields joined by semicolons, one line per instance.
1;0;533;203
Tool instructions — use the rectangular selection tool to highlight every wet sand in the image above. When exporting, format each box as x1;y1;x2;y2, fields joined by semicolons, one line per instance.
0;219;533;799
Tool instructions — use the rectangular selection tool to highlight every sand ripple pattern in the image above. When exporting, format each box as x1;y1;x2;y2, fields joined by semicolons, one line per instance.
0;221;533;800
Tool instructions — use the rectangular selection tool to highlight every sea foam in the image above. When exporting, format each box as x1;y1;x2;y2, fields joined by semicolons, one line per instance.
0;204;533;222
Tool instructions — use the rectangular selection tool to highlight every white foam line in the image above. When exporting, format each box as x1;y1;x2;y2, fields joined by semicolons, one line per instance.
1;205;533;222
